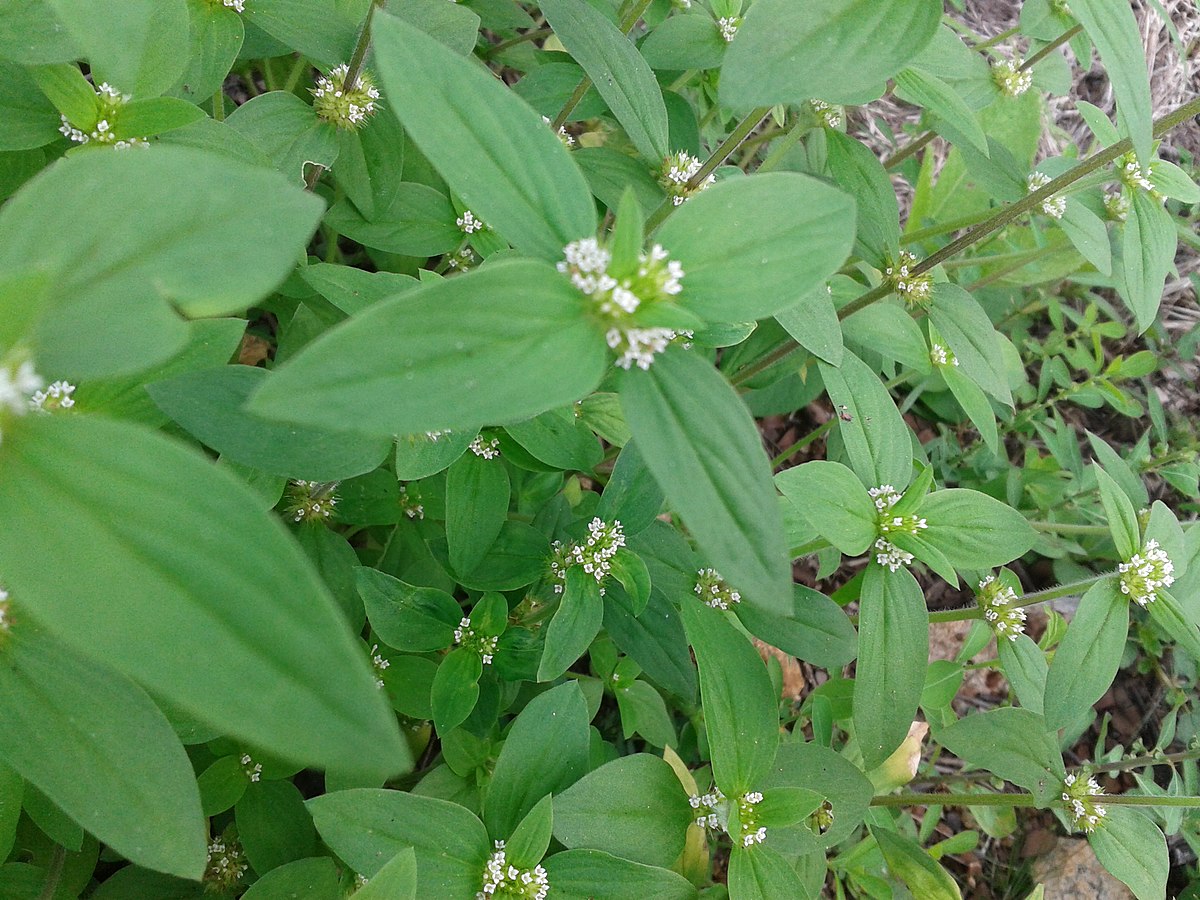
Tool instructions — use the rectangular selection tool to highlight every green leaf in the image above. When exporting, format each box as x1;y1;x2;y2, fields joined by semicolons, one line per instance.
542;849;698;900
775;460;876;556
738;586;858;670
539;0;667;162
1069;0;1153;165
1086;435;1148;509
308;789;487;892
894;68;987;155
538;568;605;682
446;451;510;575
842;301;930;373
621;348;790;614
242;0;358;69
372;10;595;260
1095;465;1140;559
248;260;608;435
1043;579;1128;732
505;408;604;472
0;415;407;779
323;183;461;257
506;795;554;869
996;634;1048;716
356;568;460;652
225;90;339;185
775;285;843;366
395;430;474;481
1088;807;1168;900
1119;189;1176;332
610;551;652;616
148;366;392;481
726;844;809;900
682;601;778;793
639;14;727;71
354;848;418;900
1146;590;1200;665
119;97;206;138
929;283;1013;406
484;681;590;838
432;647;483;733
235;781;317;875
819;351;914;490
762;742;872;849
615;680;676;748
1058;200;1112;276
174;2;244;105
942;364;1000;454
240;858;339;900
0;625;205;878
937;709;1063;805
853;566;928;768
0;761;20;862
872;829;962;900
388;0;481;56
604;588;696;703
919;489;1037;569
1149;159;1200;203
824;130;900;269
655;173;855;323
47;0;189;97
721;0;941;108
553;754;691;868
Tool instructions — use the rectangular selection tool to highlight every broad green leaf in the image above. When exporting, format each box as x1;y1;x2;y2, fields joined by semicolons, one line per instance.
1043;579;1128;732
239;858;339;900
249;260;608;435
819;351;914;490
1058;201;1112;276
553;754;691;868
507;795;554;869
0;63;60;151
604;589;696;703
431;648;483;733
621;348;790;614
505;408;604;472
356;568;460;652
1147;590;1200;665
225;91;339;185
445;451;510;575
639;14;727;71
539;0;668;162
615;679;676;748
854;566;928;768
919;489;1037;569
300;263;417;317
484;681;590;838
0;0;80;65
456;521;551;592
609;551;652;616
1095;465;1140;559
775;460;876;556
395;430;475;481
721;0;941;108
47;0;189;97
1069;0;1152;165
235;781;317;876
943;365;1000;454
148;366;392;481
1088;807;1168;900
762;742;873;850
727;843;810;899
894;67;987;155
388;0;481;55
0;762;19;862
775;285;843;366
1119;189;1176;332
996;634;1048;716
119;97;206;137
323;183;461;257
0;147;323;378
1087;433;1150;509
354;847;418;900
1150;159;1200;203
842;301;930;373
0;625;205;878
594;441;664;534
937;709;1063;805
872;829;962;900
243;0;358;69
0;415;407;779
174;1;244;105
738;585;858;670
575;145;667;212
538;568;604;682
682;601;778;793
372;11;595;260
542;849;698;900
655;174;855;323
308;789;487;892
824;130;900;269
929;284;1013;406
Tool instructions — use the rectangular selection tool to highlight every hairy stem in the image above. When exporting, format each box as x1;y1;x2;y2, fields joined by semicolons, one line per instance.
552;0;654;129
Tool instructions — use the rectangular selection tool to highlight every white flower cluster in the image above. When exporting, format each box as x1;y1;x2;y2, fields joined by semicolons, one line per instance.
549;517;626;595
370;644;391;688
992;58;1032;97
1051;0;1072;15
286;480;338;523
425;429;450;442
204;837;248;890
476;840;549;900
454;617;498;665
0;362;71;446
1027;172;1066;219
672;0;692;8
541;115;575;148
809;99;843;129
312;64;380;130
884;250;932;307
220;0;245;11
0;586;10;636
59;82;149;149
717;16;742;42
1118;152;1154;193
660;151;716;206
398;485;424;520
869;485;924;572
1062;773;1107;833
738;791;766;847
1118;539;1174;607
29;380;76;412
688;787;725;830
240;753;262;783
469;435;501;459
929;343;959;368
809;799;835;834
976;575;1027;641
558;238;686;370
694;567;742;610
457;210;485;234
1103;190;1130;222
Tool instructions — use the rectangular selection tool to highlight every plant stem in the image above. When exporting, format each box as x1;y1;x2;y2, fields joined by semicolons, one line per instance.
1030;521;1110;535
972;25;1021;52
37;846;65;900
1092;748;1200;773
790;538;832;559
212;89;225;122
552;0;653;129
884;131;935;170
872;791;1200;808
483;27;552;59
770;420;834;468
757;116;811;174
1021;25;1084;70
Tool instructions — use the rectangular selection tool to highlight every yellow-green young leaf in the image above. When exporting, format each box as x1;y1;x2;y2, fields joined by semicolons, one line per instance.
542;849;698;900
0;147;324;378
539;0;668;163
936;708;1064;805
682;601;778;794
372;11;596;261
721;0;941;108
1043;579;1128;732
726;843;808;900
248;260;609;435
621;349;791;614
354;848;418;900
655;174;855;324
1119;190;1176;333
0;625;205;879
872;828;962;900
919;489;1037;569
0;415;408;780
1088;807;1168;900
775;460;876;556
854;566;929;769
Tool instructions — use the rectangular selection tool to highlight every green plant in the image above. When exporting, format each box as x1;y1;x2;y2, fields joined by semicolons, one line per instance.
0;0;1198;897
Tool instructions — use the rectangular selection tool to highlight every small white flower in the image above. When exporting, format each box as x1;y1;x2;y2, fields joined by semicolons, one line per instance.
1061;772;1107;833
456;210;485;234
312;64;381;130
809;99;843;129
454;617;499;665
884;250;933;307
1027;171;1066;219
476;842;549;900
1104;190;1130;222
0;360;43;415
370;644;391;688
205;837;249;889
992;58;1033;97
717;16;742;42
58;82;149;148
929;344;959;368
1118;152;1154;193
222;0;245;11
541;115;575;148
976;574;1027;641
1118;538;1174;607
398;485;424;520
659;151;716;206
424;429;450;442
549;518;626;595
239;753;262;783
0;586;11;636
28;380;76;412
694;567;742;610
469;435;501;459
286;480;338;524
